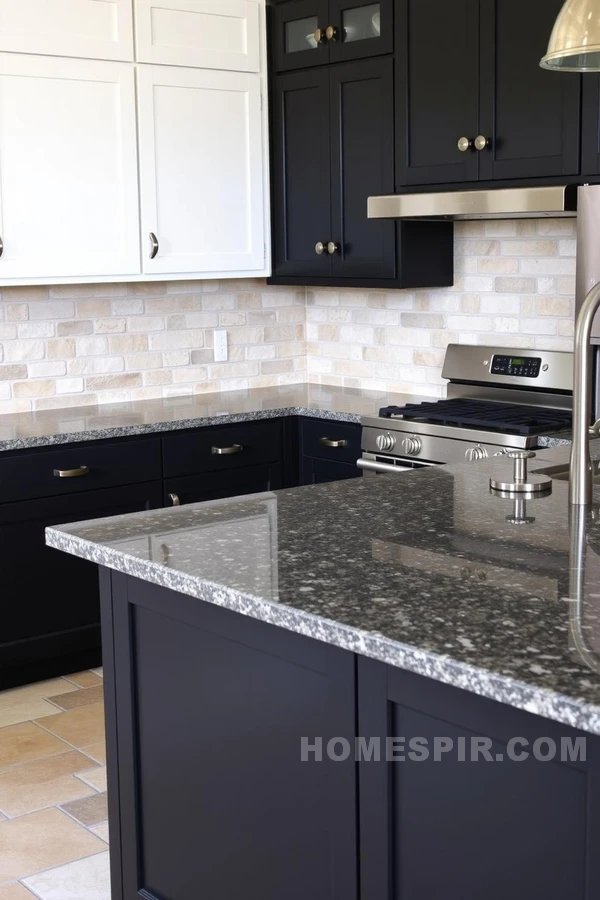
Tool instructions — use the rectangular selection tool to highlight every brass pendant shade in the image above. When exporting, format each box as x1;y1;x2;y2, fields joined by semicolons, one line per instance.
541;0;600;71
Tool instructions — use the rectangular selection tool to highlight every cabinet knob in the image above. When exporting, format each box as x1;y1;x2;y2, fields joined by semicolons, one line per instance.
315;241;327;255
149;232;159;259
457;136;473;152
313;28;327;44
326;241;339;255
474;135;490;151
325;25;338;41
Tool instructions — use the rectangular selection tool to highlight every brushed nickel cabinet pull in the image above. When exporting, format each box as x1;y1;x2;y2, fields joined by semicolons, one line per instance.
325;25;338;41
315;241;326;255
320;438;347;448
211;444;243;455
53;466;90;478
327;241;339;255
457;136;474;152
314;27;327;44
169;493;180;506
0;235;4;258
474;135;490;151
149;232;159;259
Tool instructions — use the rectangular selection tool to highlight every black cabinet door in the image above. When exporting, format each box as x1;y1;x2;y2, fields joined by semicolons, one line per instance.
478;0;581;181
328;0;393;64
580;75;600;175
302;456;361;484
396;0;480;187
271;0;330;72
358;657;600;899
105;574;357;900
0;481;162;688
271;68;332;279
330;58;396;279
164;464;283;506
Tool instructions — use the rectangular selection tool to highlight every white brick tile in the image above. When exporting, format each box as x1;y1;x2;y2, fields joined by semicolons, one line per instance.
447;316;493;332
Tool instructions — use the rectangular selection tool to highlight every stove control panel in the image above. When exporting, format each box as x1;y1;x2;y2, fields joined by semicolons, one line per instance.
491;354;542;378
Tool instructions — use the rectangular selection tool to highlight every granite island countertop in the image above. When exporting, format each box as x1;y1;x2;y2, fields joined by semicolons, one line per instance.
47;440;600;736
0;383;435;452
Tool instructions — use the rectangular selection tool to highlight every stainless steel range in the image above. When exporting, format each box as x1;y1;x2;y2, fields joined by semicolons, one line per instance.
359;344;574;476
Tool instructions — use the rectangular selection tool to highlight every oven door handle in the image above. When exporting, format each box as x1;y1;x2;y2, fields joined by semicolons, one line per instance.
357;458;413;474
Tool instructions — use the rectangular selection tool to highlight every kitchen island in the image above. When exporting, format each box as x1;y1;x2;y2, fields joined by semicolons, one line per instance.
47;445;600;900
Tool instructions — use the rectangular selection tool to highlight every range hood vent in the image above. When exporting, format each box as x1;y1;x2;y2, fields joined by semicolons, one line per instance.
367;185;578;221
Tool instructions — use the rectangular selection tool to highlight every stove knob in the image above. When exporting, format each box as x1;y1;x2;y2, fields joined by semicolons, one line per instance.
402;436;422;456
466;444;488;462
376;432;396;452
493;449;508;457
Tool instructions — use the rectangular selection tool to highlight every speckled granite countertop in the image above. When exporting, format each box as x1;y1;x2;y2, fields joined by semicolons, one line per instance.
47;441;600;735
0;383;433;452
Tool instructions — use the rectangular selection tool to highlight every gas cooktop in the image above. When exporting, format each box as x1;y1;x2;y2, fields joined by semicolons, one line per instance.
379;398;573;437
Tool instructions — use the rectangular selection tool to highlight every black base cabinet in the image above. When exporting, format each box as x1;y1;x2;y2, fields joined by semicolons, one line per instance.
101;572;600;900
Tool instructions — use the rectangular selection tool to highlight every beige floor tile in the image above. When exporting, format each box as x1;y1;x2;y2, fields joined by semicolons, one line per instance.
23;850;110;900
75;767;107;793
61;793;108;827
62;672;103;689
89;821;109;843
35;704;104;749
0;808;105;882
81;742;106;766
0;885;39;899
47;687;104;712
0;699;67;730
90;669;103;679
0;751;98;818
0;680;78;705
0;723;71;769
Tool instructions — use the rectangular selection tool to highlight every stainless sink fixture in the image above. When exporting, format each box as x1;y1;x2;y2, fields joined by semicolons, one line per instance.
359;344;574;476
534;461;600;485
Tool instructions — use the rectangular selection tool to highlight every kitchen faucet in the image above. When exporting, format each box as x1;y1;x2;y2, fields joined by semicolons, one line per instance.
570;282;600;505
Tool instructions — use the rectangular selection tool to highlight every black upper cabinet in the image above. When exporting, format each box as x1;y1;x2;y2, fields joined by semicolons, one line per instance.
397;0;581;189
581;75;600;175
396;0;480;187
478;0;581;182
271;0;392;72
270;59;453;287
271;68;332;279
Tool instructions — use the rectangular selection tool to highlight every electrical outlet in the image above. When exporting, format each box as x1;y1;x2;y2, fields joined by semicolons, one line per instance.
214;329;228;362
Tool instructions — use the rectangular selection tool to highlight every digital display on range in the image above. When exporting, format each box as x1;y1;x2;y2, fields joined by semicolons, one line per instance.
491;355;542;378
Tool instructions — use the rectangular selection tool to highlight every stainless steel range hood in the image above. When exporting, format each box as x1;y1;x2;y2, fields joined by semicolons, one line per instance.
367;185;578;221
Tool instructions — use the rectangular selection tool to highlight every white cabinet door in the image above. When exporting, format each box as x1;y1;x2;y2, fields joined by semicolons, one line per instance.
135;0;260;71
0;55;140;280
137;65;266;275
0;0;134;61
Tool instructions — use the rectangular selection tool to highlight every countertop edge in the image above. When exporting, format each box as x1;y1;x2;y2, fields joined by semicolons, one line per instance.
0;405;360;452
45;523;600;738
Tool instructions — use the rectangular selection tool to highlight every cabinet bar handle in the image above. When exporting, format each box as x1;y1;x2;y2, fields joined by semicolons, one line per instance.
149;232;159;259
319;438;347;448
53;466;90;478
0;235;4;258
212;444;243;455
169;493;180;506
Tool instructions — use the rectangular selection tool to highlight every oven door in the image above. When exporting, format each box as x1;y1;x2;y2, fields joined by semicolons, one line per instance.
357;452;438;476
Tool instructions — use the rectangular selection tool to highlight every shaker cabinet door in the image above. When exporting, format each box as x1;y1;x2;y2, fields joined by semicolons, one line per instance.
135;0;261;71
478;0;581;182
329;58;396;280
0;54;140;281
271;69;332;279
271;0;330;72
137;65;266;276
396;0;480;187
0;0;134;61
328;0;393;64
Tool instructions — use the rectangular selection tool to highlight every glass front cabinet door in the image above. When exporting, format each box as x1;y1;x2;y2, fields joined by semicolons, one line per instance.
328;0;392;61
271;0;392;71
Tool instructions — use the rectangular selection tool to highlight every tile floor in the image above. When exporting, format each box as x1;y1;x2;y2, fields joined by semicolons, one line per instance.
0;670;110;899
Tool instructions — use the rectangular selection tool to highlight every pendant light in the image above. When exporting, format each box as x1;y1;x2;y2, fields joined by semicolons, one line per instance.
541;0;600;71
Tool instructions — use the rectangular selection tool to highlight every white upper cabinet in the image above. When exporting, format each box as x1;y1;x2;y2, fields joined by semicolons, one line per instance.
137;65;266;276
0;54;140;280
0;0;134;61
135;0;260;71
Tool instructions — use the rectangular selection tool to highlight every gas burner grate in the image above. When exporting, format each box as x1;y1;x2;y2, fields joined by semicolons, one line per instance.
379;399;572;436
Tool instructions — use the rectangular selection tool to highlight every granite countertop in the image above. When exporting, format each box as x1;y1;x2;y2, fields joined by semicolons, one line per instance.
0;383;434;452
47;441;600;736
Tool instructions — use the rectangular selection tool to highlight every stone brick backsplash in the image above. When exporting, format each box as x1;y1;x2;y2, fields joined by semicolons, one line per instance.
0;219;578;412
306;219;577;398
0;279;306;412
